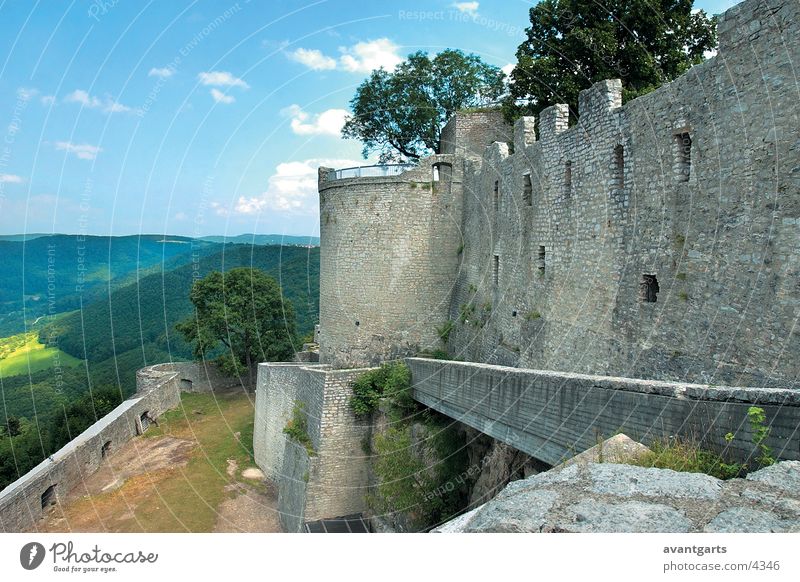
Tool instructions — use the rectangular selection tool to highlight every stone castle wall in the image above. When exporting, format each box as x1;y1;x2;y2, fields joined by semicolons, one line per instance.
254;362;373;531
144;360;249;393
447;0;800;388
0;365;182;532
317;157;465;367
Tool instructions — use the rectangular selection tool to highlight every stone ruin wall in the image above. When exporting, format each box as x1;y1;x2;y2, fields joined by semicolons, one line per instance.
0;363;184;532
449;0;800;389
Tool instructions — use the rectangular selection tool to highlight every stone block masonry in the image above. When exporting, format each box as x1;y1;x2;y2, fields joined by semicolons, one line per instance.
254;362;375;532
0;364;182;532
448;0;800;388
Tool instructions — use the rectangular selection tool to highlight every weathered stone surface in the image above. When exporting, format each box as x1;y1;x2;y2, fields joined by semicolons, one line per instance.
463;489;559;533
746;461;800;493
588;464;722;500
562;500;692;533
558;433;651;468
435;458;800;533
703;508;799;533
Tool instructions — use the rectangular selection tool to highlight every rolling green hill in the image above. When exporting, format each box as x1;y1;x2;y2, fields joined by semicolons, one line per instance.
41;243;319;395
0;234;222;336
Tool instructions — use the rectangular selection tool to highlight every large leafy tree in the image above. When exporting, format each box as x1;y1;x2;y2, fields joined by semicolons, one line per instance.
176;267;296;386
504;0;717;122
342;49;506;163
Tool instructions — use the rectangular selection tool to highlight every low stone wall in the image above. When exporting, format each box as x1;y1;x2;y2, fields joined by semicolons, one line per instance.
144;360;250;393
408;358;800;466
0;366;181;532
254;362;374;532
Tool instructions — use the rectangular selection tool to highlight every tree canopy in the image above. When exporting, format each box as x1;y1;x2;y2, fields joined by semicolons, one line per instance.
503;0;717;122
342;49;506;163
176;267;297;386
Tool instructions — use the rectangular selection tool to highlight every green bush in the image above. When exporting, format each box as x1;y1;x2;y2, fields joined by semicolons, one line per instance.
350;362;413;417
628;437;743;480
283;401;315;456
748;406;775;468
372;412;470;531
436;320;454;345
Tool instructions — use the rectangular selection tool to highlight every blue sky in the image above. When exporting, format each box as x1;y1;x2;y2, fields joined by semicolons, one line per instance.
0;0;738;238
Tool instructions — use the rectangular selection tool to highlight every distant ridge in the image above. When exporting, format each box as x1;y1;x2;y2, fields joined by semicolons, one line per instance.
0;233;55;242
199;233;319;246
0;233;320;246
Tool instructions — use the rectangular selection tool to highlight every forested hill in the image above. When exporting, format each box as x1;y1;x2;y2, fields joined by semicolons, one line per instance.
0;234;221;336
42;243;320;388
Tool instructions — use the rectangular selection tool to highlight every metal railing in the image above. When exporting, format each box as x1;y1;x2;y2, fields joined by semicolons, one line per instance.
326;163;416;181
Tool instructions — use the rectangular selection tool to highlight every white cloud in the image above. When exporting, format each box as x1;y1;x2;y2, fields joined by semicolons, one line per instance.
339;38;403;73
65;89;102;108
54;141;102;160
502;63;515;77
40;95;55;105
197;71;249;89
233;157;363;215
210;88;235;104
0;174;23;183
452;2;479;15
281;104;348;136
288;38;403;74
17;87;38;101
287;48;337;70
148;66;175;78
63;89;133;114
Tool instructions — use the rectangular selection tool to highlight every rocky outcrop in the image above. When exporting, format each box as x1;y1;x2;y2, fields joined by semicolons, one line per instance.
435;459;800;533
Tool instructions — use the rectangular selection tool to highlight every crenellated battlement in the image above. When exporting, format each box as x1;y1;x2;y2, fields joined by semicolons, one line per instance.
315;0;800;383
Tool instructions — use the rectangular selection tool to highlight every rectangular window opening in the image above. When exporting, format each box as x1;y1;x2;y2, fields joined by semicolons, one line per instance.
537;245;546;275
493;180;499;211
640;274;660;303
612;144;624;191
140;411;151;433
674;132;691;182
493;255;500;287
41;484;57;510
564;161;572;198
523;173;533;206
101;440;112;459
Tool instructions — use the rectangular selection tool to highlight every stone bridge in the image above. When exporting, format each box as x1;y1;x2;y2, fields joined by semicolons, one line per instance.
407;358;800;466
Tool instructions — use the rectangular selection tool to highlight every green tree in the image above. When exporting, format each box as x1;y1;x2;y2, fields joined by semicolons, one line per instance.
342;49;506;163
176;267;297;386
5;416;20;437
504;0;717;122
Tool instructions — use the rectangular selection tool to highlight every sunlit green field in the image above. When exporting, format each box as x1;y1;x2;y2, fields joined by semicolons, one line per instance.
0;332;82;379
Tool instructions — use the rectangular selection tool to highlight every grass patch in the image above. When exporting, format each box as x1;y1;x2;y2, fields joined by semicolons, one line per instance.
283;401;315;456
0;332;82;378
627;436;743;480
107;391;258;531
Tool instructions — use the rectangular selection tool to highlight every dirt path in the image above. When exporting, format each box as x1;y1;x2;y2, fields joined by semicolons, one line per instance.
213;481;281;532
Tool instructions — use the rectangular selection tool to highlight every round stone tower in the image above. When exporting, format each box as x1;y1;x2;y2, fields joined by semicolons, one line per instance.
317;157;463;367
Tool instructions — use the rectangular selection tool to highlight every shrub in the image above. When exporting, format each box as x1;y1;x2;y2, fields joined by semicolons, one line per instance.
350;362;413;417
748;406;775;468
436;320;454;345
371;412;469;531
628;436;743;480
283;401;315;456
